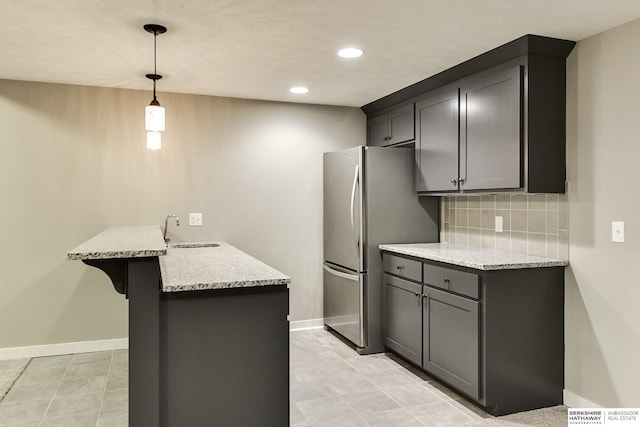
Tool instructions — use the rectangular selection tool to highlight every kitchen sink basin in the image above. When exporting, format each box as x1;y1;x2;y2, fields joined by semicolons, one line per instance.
171;242;220;249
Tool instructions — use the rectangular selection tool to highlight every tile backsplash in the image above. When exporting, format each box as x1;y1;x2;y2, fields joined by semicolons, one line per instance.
441;194;568;260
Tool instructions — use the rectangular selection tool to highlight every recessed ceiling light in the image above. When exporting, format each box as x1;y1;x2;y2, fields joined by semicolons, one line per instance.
338;47;364;58
290;86;309;94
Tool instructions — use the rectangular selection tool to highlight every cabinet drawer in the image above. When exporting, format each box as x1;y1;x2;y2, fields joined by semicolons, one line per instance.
383;254;422;282
423;263;479;299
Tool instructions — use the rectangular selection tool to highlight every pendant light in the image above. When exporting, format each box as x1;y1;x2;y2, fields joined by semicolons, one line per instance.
144;24;167;150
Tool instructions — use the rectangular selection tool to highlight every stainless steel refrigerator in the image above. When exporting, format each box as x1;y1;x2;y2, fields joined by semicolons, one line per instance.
323;145;439;354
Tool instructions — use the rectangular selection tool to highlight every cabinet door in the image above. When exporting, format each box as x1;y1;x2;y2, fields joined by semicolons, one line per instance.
383;274;422;365
460;66;522;190
423;286;480;399
367;115;389;147
387;103;415;145
415;89;460;192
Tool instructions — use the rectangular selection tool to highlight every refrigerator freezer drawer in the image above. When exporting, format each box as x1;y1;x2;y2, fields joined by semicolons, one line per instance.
323;264;366;348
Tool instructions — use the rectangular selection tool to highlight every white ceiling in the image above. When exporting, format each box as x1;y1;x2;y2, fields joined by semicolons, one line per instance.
2;0;640;107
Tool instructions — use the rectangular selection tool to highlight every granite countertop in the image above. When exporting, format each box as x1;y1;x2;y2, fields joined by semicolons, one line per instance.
68;227;289;292
379;243;569;271
66;226;167;260
160;242;290;292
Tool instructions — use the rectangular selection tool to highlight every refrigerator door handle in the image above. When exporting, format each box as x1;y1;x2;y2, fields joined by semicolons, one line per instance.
323;264;359;282
349;164;360;257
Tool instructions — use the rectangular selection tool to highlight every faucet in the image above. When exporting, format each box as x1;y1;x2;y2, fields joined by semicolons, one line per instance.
163;214;180;244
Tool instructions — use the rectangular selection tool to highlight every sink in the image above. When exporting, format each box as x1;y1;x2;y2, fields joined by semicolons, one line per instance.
171;242;220;249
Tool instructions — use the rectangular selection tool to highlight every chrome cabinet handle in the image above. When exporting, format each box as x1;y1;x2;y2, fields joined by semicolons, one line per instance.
451;178;457;186
414;292;421;297
443;277;450;283
459;178;465;186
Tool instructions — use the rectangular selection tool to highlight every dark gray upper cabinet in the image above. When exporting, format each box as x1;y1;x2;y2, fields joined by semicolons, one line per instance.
415;88;459;192
415;65;523;193
416;63;524;194
367;103;414;146
363;35;575;194
461;66;522;191
367;115;389;147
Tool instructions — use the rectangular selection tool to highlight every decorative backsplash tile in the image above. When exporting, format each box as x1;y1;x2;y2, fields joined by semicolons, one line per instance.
441;194;568;260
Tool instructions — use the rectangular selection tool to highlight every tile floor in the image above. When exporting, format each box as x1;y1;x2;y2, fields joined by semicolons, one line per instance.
0;329;555;426
290;329;487;426
0;350;127;426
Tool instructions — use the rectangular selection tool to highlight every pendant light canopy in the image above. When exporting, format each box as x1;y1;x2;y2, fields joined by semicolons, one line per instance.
144;23;167;150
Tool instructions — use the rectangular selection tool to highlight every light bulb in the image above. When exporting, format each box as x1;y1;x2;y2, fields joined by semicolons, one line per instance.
147;131;161;150
145;104;165;132
338;47;364;58
290;86;309;94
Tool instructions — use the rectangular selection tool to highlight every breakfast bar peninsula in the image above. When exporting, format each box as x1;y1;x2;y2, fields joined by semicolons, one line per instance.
67;226;290;427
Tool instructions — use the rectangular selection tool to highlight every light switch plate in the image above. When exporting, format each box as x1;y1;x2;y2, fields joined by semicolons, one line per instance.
612;221;625;243
189;212;203;226
495;216;503;233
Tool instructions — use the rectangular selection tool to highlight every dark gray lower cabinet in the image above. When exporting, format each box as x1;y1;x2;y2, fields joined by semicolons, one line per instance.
382;252;564;416
383;274;422;365
160;286;289;427
383;272;479;395
423;286;479;399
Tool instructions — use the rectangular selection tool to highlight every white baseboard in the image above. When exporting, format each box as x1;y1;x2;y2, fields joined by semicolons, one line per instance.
290;318;324;331
0;338;128;361
1;319;328;360
564;389;602;408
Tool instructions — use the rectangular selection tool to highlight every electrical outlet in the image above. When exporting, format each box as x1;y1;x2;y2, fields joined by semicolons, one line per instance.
495;216;503;233
189;212;203;226
612;221;625;243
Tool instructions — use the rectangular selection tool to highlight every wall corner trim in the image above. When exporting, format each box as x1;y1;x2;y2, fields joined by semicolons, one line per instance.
563;389;602;408
0;338;128;360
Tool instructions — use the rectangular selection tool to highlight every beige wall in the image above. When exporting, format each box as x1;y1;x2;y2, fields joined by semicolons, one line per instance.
0;79;365;349
565;19;640;406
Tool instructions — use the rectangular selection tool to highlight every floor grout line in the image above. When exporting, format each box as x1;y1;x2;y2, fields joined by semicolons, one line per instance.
37;355;72;427
0;357;31;405
94;350;115;427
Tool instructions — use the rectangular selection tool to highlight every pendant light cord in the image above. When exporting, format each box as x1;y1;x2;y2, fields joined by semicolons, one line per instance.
153;30;157;102
144;24;165;106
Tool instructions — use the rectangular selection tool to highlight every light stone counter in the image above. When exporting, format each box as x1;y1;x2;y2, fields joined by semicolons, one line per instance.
67;227;289;293
160;242;290;292
379;243;568;271
66;226;166;260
